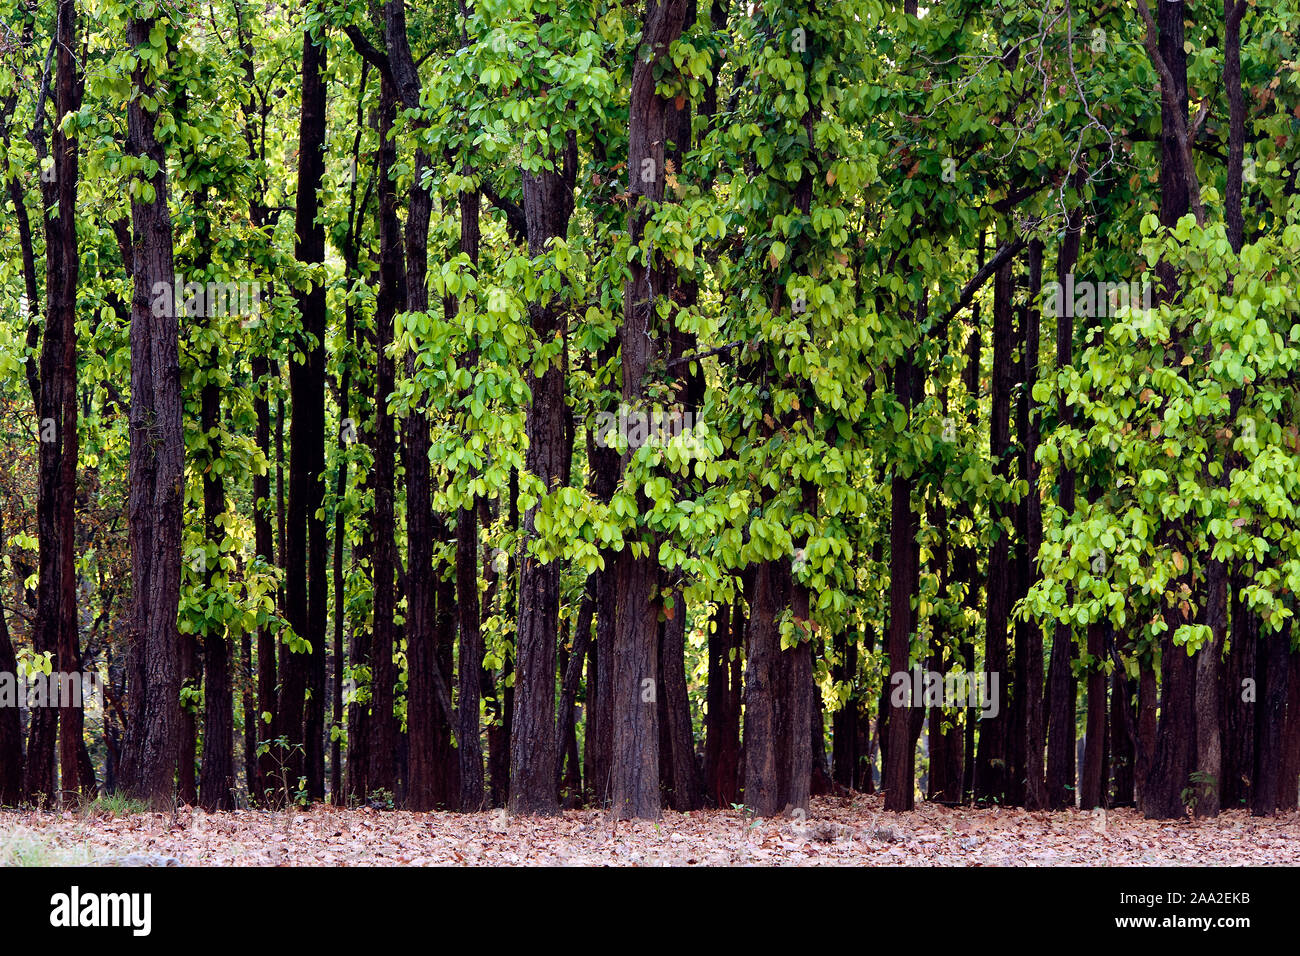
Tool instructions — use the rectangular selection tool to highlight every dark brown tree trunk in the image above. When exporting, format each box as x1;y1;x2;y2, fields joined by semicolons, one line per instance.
197;199;233;812
1110;669;1136;805
252;354;277;801
509;129;576;814
1194;573;1224;817
831;624;863;792
403;145;441;810
658;595;703;810
330;63;370;805
1278;649;1300;811
1080;620;1109;809
120;13;184;808
455;187;486;812
434;525;460;807
178;635;197;805
29;0;83;806
884;351;920;811
367;76;403;799
609;0;691;821
241;631;257;801
1046;186;1083;810
584;348;621;807
280;26;329;800
0;510;24;804
1021;241;1047;810
705;600;743;804
974;258;1015;804
926;497;960;804
1143;612;1198;818
487;471;518;807
1140;0;1197;821
1135;663;1158;804
1220;574;1255;808
1251;624;1290;815
745;558;794;816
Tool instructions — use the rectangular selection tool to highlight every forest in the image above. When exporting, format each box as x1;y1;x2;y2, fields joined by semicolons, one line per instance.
1;0;1299;840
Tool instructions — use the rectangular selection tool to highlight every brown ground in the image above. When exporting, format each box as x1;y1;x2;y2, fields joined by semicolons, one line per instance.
4;795;1298;866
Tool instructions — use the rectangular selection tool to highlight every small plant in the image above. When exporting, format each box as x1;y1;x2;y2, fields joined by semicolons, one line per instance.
257;735;310;835
1182;771;1218;817
78;792;149;820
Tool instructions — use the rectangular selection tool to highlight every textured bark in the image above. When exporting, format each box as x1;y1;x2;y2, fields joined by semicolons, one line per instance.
926;499;960;804
608;0;692;821
121;14;184;807
659;596;704;810
279;27;329;799
744;560;796;816
1278;650;1300;811
883;351;920;812
1140;0;1197;821
329;63;369;805
403;146;441;811
455;188;486;812
367;77;404;799
705;600;743;805
1110;669;1136;805
1142;612;1197;818
509;128;576;815
974;259;1015;804
175;625;197;802
1220;574;1255;808
1021;241;1047;810
29;0;84;805
955;330;980;803
1135;663;1158;804
1046;187;1083;810
0;511;24;805
1080;620;1109;809
1250;624;1289;815
252;354;277;801
1194;572;1225;817
196;199;233;812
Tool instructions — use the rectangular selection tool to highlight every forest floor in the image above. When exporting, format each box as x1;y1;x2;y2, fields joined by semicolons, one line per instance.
3;794;1298;866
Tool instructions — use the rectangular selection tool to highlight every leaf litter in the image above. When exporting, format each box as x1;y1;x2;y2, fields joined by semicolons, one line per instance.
3;795;1297;866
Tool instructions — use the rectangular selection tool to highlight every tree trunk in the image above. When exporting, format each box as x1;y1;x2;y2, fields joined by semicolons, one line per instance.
280;26;329;799
1250;624;1289;815
197;199;233;811
120;13;184;808
509;123;576;813
29;0;83;806
1080;619;1109;809
252;354;277;802
1021;241;1047;810
706;600;743;804
0;510;24;804
367;76;404;800
884;352;920;812
1220;573;1255;808
974;258;1015;804
1046;184;1083;810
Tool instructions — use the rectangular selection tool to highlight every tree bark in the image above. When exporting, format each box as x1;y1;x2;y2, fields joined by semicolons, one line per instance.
121;13;184;808
974;258;1015;804
508;124;576;814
